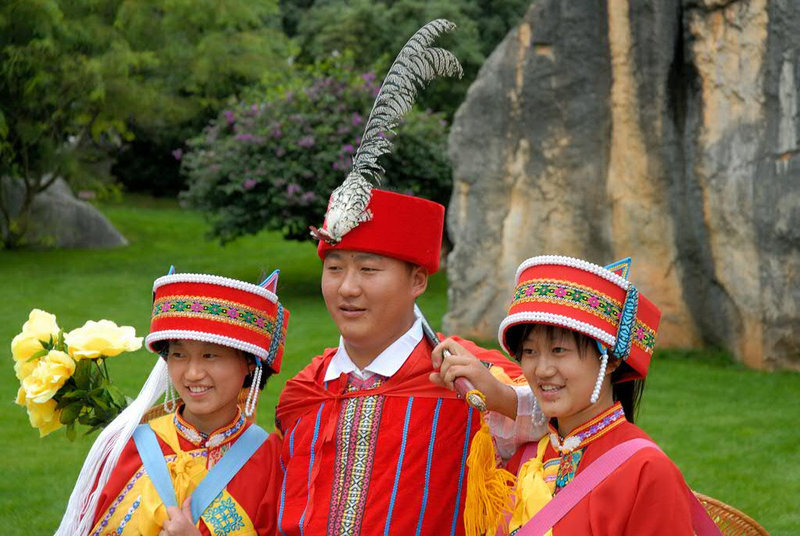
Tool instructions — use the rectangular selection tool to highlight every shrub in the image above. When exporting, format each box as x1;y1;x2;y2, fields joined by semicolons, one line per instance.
181;60;452;243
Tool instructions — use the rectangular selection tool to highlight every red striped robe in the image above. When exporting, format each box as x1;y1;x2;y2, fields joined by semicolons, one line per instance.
275;337;521;536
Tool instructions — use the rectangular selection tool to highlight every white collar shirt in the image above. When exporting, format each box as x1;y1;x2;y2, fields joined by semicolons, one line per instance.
323;318;424;382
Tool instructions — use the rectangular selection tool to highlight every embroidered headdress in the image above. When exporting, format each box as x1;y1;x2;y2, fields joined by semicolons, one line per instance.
311;19;462;273
498;255;661;381
146;269;289;374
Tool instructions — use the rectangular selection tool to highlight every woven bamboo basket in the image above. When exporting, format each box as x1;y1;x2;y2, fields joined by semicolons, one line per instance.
140;389;255;424
694;492;769;535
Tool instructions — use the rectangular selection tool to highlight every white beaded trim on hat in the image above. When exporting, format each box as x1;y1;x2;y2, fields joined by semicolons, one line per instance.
152;274;278;303
145;330;270;363
497;312;616;354
514;255;630;290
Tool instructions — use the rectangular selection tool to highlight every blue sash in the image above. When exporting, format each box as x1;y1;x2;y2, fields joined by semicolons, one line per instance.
132;422;268;523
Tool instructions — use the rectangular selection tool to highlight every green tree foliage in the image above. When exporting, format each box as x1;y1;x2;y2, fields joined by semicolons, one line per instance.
0;0;292;248
108;0;293;195
181;59;452;243
0;0;136;248
280;0;531;116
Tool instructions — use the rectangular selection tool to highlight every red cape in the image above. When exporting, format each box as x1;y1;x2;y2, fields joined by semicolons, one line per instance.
276;335;521;435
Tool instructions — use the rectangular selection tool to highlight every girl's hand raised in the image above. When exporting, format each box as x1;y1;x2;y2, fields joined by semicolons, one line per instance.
430;337;518;419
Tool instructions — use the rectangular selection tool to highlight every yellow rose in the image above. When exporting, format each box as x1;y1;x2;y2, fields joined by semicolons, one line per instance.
14;358;39;381
24;308;59;338
15;386;27;406
22;309;60;339
65;319;143;359
11;309;60;362
21;350;76;403
11;332;45;362
26;398;63;437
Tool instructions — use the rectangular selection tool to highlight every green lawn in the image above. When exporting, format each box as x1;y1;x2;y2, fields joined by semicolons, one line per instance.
0;197;796;534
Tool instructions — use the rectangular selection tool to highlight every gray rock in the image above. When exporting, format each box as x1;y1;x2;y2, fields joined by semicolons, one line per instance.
1;177;127;249
445;0;800;370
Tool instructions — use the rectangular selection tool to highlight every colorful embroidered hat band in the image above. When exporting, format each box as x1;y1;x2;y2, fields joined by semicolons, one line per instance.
498;255;661;381
145;271;289;374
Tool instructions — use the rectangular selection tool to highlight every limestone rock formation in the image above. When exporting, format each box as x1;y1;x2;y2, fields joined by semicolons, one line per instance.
445;0;799;370
1;177;128;249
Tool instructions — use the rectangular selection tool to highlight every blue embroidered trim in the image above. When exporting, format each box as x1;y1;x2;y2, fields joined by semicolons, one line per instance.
612;285;639;359
115;496;141;534
298;403;325;536
415;399;442;535
277;456;288;536
265;302;284;369
384;397;414;535
450;407;474;536
278;417;300;536
92;469;145;536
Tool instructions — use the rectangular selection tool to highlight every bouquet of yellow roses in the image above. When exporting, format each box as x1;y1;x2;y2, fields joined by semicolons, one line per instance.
12;309;142;438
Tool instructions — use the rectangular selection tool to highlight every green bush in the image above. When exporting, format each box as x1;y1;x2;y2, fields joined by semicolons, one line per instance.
181;59;452;243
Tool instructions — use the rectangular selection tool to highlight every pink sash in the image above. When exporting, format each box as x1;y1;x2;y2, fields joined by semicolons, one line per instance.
514;438;722;536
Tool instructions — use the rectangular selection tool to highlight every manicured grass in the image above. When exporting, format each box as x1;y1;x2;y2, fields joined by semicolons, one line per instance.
0;196;796;534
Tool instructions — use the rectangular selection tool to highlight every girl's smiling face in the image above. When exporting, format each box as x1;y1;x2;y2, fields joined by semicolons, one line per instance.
167;339;251;434
517;325;617;436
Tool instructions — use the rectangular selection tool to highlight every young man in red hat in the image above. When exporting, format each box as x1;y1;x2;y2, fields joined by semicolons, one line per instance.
275;186;534;535
274;20;540;535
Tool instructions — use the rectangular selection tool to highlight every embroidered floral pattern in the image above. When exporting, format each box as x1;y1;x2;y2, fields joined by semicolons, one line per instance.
204;495;245;535
513;279;621;321
152;295;279;337
327;375;385;536
512;279;656;353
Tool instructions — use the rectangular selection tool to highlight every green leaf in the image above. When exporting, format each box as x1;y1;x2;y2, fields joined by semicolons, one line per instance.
55;329;66;352
72;360;92;390
106;385;128;409
66;423;77;442
85;424;104;436
59;402;82;425
25;348;49;362
0;109;7;139
59;389;87;402
89;389;110;410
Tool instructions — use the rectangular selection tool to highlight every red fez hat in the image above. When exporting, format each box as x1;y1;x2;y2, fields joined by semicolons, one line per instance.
316;189;444;274
498;256;660;381
145;270;289;373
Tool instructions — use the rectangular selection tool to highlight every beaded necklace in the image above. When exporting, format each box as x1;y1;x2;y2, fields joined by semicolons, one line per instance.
173;406;246;448
548;402;627;491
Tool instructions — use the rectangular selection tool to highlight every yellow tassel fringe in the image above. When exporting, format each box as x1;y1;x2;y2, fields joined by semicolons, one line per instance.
464;417;516;536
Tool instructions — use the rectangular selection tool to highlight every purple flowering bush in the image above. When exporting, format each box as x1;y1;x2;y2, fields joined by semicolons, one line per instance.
180;61;452;242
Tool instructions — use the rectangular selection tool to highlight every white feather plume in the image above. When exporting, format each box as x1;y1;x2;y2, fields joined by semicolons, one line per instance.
315;18;463;243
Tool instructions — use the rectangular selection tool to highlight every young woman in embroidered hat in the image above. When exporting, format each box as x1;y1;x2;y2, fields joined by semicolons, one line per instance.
432;256;720;536
55;270;289;536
